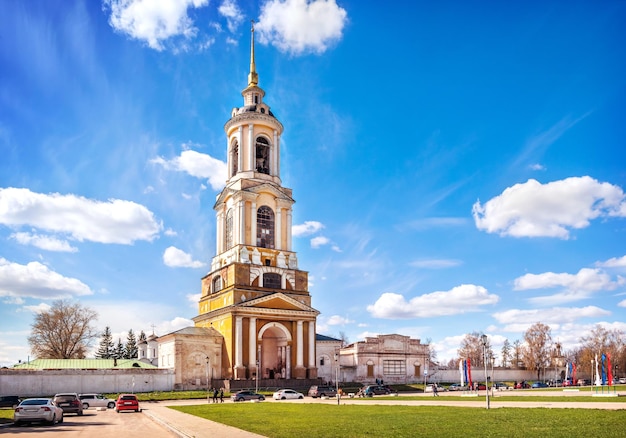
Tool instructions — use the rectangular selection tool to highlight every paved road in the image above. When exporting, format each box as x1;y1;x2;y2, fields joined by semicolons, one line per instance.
0;408;177;437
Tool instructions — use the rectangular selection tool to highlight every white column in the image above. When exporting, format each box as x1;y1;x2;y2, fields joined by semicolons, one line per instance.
281;274;286;289
251;202;257;247
275;207;282;250
235;316;243;368
238;200;245;245
273;130;278;176
237;126;243;172
248;124;254;171
248;317;257;369
296;320;303;368
287;210;292;251
216;210;224;253
308;321;315;368
286;345;291;378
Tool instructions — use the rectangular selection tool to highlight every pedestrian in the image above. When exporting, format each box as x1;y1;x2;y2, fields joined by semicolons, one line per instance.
433;384;439;397
213;387;218;403
220;388;224;403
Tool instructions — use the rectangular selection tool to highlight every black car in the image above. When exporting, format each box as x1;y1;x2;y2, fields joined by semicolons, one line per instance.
0;395;20;408
52;393;83;415
230;390;266;402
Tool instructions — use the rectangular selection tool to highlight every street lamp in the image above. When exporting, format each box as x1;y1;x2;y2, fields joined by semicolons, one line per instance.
480;334;490;410
334;352;340;405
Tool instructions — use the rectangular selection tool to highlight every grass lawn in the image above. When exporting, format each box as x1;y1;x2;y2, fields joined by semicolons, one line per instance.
171;403;626;438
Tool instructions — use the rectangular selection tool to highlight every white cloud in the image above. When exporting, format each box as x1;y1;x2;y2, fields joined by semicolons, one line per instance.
0;188;161;244
596;255;626;268
151;149;227;190
529;163;546;171
409;259;463;269
367;284;499;319
163;246;206;268
0;258;93;300
326;315;353;325
472;176;626;239
256;0;348;55
22;302;52;314
493;306;611;331
293;220;324;236
218;0;244;33
10;232;78;253
514;267;624;305
310;236;329;248
104;0;209;51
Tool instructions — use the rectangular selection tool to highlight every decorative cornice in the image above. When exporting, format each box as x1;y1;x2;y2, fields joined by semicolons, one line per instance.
224;112;283;134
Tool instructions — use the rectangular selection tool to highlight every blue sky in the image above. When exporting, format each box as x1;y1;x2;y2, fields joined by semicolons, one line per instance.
1;0;625;367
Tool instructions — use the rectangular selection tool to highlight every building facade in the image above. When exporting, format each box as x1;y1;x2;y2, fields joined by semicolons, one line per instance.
192;26;319;381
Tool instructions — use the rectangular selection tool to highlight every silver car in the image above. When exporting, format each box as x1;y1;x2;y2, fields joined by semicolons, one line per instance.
79;393;116;409
14;398;64;426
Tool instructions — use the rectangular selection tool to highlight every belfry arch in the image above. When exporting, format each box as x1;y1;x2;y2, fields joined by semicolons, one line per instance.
257;322;292;379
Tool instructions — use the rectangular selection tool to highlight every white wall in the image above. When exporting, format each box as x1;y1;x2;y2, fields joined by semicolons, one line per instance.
0;369;175;397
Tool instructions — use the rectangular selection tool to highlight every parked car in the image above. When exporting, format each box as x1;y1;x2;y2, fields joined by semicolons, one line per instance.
115;394;141;412
515;381;531;389
52;393;83;416
272;389;304;400
308;385;337;398
493;382;510;390
577;379;590;386
447;383;468;391
363;385;392;396
424;384;447;393
0;395;20;409
14;398;64;426
78;393;116;409
619;378;626;384
231;390;265;402
475;383;487;390
531;381;549;388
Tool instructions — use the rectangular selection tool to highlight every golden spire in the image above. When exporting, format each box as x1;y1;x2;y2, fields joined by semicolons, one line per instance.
248;20;259;87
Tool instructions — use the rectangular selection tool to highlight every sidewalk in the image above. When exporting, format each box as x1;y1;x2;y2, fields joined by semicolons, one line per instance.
142;400;266;438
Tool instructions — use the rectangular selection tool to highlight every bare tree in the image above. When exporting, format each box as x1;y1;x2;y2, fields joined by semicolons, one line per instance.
522;322;552;380
338;331;350;347
28;300;98;359
457;332;492;367
513;340;522;367
578;325;625;376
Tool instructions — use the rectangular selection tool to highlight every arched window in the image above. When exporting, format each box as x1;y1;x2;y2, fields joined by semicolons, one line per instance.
263;272;281;289
225;209;234;250
257;206;274;248
230;140;238;177
213;276;222;293
255;137;270;174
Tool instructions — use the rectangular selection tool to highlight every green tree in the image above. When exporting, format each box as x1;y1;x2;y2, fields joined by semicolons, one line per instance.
95;326;114;359
113;338;125;359
501;339;512;367
28;300;98;359
125;329;138;359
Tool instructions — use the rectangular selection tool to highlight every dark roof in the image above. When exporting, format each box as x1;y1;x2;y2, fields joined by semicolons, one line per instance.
316;334;341;342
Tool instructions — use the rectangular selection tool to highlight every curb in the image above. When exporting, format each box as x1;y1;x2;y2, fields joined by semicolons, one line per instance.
143;409;193;438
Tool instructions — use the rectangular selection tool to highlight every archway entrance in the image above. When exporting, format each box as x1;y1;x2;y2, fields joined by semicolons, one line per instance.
258;323;291;379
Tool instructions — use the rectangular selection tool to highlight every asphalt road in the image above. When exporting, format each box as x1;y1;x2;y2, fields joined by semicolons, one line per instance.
0;408;176;437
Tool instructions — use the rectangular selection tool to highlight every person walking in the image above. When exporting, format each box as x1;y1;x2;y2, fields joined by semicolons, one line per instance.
219;388;224;403
433;384;439;397
213;387;219;403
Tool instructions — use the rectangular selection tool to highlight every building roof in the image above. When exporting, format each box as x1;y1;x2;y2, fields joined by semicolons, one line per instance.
158;326;223;338
316;334;341;342
11;358;157;370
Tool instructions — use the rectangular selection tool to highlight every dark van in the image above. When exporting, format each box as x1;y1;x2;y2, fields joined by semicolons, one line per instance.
0;396;20;408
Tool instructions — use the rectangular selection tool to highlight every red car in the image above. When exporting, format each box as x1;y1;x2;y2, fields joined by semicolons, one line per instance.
115;394;141;413
515;381;531;389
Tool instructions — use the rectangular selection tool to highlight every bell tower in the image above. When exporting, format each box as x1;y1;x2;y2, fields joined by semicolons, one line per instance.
193;23;319;381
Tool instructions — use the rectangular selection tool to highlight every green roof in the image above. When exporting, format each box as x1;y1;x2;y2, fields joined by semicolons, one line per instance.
12;359;157;369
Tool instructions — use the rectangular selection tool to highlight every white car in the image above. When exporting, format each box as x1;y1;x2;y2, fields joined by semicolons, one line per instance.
78;393;116;409
14;398;64;426
272;389;304;400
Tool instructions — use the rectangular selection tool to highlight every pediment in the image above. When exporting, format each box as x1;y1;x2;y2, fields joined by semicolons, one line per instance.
214;182;294;207
239;292;317;313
